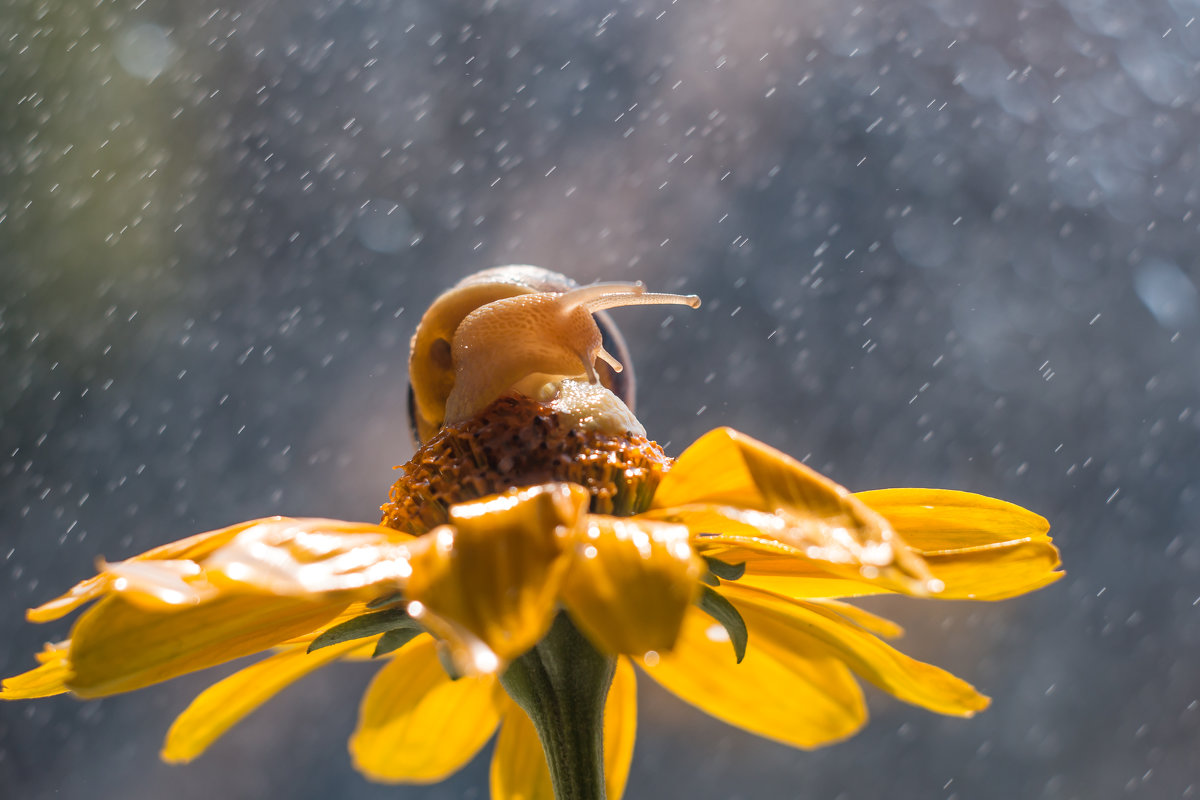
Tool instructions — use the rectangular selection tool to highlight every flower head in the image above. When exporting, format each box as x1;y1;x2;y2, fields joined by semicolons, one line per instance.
3;271;1061;799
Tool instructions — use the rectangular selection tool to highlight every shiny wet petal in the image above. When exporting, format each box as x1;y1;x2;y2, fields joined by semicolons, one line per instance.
561;517;702;656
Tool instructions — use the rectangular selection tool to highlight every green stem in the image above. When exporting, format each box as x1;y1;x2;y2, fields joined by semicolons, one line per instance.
500;613;616;800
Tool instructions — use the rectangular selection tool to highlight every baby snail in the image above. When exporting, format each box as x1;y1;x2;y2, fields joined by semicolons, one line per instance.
407;266;701;445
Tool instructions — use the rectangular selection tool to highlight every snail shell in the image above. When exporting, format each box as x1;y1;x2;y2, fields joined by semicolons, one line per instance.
407;266;699;445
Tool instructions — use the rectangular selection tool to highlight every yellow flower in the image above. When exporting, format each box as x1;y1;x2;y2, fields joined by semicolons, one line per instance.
3;423;1060;798
3;271;1062;799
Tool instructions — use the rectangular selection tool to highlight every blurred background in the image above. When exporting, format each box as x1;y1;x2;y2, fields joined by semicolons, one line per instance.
2;0;1198;797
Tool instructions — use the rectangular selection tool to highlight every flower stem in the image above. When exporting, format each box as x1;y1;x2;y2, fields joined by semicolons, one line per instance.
500;613;616;800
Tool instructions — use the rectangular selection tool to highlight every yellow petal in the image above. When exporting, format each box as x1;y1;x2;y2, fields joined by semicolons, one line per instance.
66;594;348;697
100;559;217;609
808;599;904;639
490;658;637;800
724;584;989;716
561;517;702;656
163;637;377;762
604;656;638;800
406;484;587;674
651;428;932;590
642;606;866;748
673;523;917;597
855;489;1052;546
1;643;71;699
27;519;270;622
856;489;1063;600
203;517;416;598
491;701;555;800
350;637;501;783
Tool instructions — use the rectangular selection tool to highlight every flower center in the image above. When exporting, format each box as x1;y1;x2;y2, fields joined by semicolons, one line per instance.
381;393;673;534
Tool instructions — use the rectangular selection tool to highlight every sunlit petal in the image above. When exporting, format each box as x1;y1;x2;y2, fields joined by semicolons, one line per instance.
406;484;587;673
350;637;501;782
203;517;415;597
100;559;216;608
642;606;866;748
856;489;1063;600
27;519;271;622
562;517;702;656
1;642;71;699
650;428;933;591
724;584;989;716
162;637;381;762
856;489;1052;546
676;527;916;597
66;594;348;697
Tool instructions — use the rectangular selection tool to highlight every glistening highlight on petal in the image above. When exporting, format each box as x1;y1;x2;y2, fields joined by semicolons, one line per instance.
405;484;588;672
561;516;702;656
651;427;934;591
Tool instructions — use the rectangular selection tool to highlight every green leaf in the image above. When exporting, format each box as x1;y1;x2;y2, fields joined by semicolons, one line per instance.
702;556;746;582
307;608;418;653
373;627;423;657
698;586;748;663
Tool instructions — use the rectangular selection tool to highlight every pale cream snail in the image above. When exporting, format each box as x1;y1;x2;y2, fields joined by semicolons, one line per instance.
406;266;701;445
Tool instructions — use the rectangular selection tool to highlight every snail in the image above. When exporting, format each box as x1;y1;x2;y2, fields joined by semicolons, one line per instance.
407;266;701;444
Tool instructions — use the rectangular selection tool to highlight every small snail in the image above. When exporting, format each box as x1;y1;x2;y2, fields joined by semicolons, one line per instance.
408;266;701;444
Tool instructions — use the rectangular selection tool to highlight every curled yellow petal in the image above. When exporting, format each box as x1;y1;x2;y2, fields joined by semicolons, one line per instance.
642;606;866;749
406;483;587;674
855;489;1062;600
27;519;269;622
163;637;377;762
350;637;501;783
678;525;919;596
66;594;348;698
1;642;71;699
561;517;702;656
490;657;637;800
651;428;932;591
725;584;989;716
203;517;416;597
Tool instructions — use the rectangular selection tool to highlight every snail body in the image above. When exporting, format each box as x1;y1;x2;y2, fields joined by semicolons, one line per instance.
408;267;700;443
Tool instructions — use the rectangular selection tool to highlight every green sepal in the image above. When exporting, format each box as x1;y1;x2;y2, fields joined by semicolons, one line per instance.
702;556;746;582
436;643;464;681
307;607;420;653
699;571;720;587
373;627;423;657
367;591;405;609
698;586;748;663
